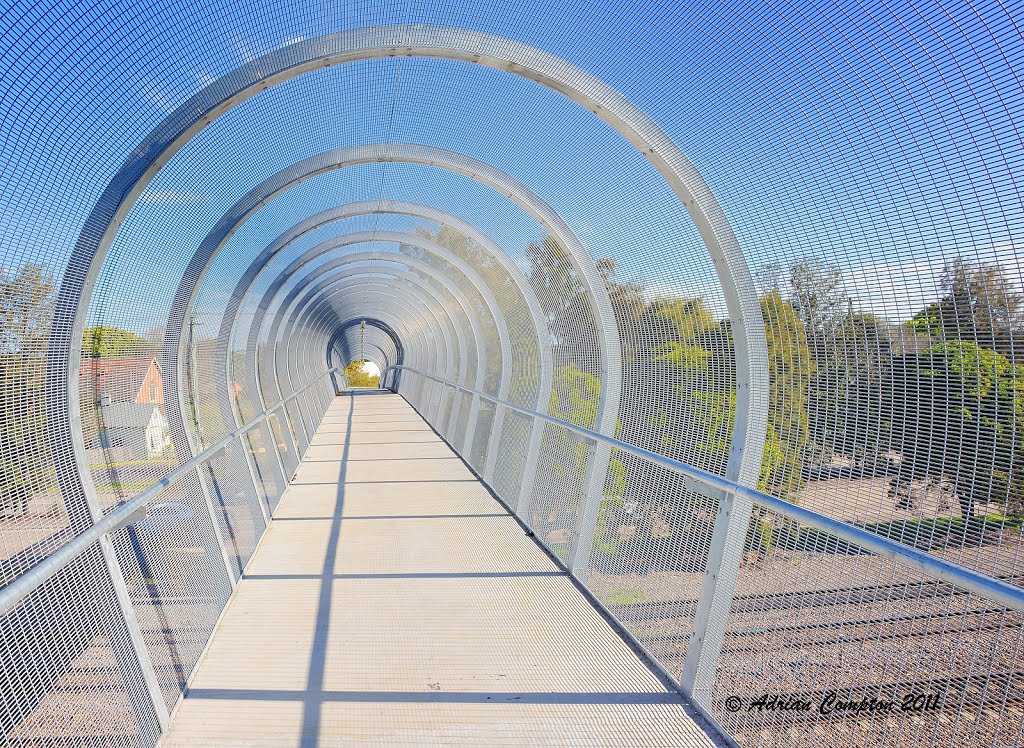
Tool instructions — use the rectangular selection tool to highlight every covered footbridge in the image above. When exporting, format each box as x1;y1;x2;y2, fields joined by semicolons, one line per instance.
1;2;1023;747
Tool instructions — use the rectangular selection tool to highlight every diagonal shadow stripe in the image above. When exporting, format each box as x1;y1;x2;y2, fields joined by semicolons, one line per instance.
299;392;353;744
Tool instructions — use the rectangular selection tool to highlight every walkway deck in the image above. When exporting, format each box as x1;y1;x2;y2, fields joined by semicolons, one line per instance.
161;392;718;747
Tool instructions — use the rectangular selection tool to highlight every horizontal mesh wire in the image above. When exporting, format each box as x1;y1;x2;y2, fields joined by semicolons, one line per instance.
1;545;161;747
107;471;234;710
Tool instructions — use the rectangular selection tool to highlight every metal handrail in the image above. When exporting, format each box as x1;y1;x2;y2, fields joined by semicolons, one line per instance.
382;364;1024;613
0;368;340;617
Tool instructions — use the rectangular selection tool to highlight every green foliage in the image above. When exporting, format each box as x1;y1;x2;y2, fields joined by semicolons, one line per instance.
759;291;813;497
911;257;1024;358
643;291;812;503
0;263;54;514
415;225;509;394
82;325;152;358
600;586;647;606
344;360;379;388
884;340;1024;518
548;365;601;430
527;236;599;373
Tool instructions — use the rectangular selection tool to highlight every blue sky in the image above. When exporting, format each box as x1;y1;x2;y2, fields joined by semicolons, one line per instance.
1;0;1022;335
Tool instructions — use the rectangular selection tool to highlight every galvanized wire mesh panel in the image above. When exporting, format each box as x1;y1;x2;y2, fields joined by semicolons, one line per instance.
1;546;161;747
707;516;1024;748
107;472;234;711
4;0;1024;746
202;442;266;573
491;410;532;512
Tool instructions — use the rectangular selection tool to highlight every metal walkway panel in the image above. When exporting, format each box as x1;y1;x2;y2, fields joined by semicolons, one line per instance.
160;392;717;747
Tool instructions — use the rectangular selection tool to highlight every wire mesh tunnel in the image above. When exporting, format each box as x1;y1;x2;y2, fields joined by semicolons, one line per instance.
1;2;1024;746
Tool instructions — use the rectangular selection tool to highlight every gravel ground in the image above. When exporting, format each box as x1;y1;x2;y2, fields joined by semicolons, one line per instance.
589;536;1024;748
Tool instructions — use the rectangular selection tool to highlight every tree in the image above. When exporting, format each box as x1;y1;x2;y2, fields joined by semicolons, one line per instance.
759;290;814;498
344;360;379;388
775;259;899;468
0;263;54;515
911;256;1024;359
789;259;849;338
884;341;1024;520
82;325;153;358
596;258;646;363
526;236;599;373
413;224;510;395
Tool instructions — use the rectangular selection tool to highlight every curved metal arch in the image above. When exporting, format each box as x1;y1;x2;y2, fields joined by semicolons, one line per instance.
219;200;552;484
278;277;457;402
237;231;513;468
246;232;508;400
317;299;438;407
48;26;765;514
271;267;477;433
324;300;436;405
284;272;465;431
260;256;471;398
281;283;446;441
219;199;550;409
152;143;610;529
311;293;437;407
274;243;497;443
306;289;438;396
46;27;763;696
166;143;599;456
255;265;456;412
327;317;405;376
282;284;443;450
269;259;488;446
289;283;454;427
332;331;392;375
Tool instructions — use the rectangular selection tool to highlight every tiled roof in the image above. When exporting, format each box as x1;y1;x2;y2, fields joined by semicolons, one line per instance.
79;357;158;403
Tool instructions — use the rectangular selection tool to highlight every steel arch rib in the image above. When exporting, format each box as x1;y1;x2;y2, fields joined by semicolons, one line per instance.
270;260;488;443
327;317;404;376
256;261;470;409
217;199;553;480
264;243;497;444
47;26;764;701
281;288;439;407
289;285;453;426
269;269;474;430
285;285;451;424
219;199;550;411
154;144;607;531
48;23;769;539
232;231;513;469
280;280;459;405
